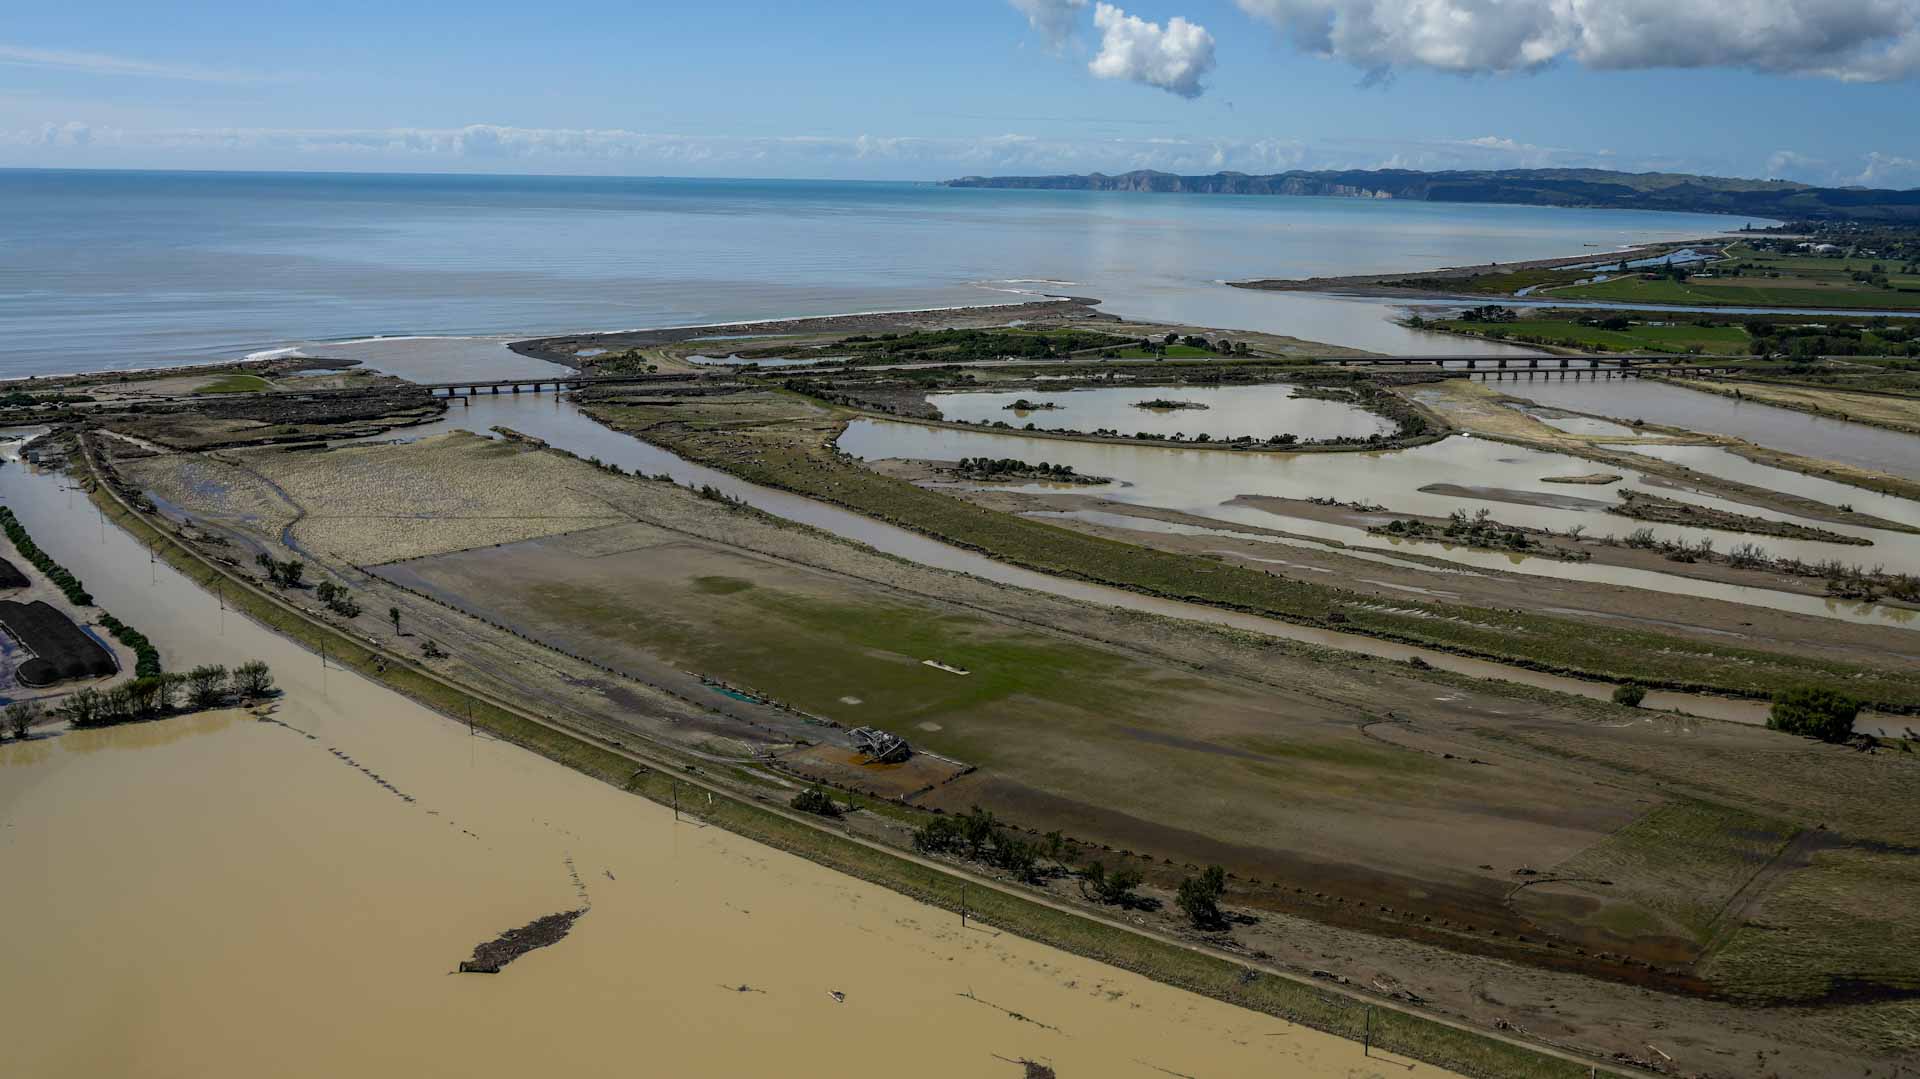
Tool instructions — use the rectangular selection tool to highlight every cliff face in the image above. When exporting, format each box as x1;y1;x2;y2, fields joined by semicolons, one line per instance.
942;168;1920;221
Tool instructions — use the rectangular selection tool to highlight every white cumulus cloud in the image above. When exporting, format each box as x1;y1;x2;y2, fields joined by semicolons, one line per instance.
1088;3;1217;97
1009;0;1089;48
1235;0;1920;81
39;120;91;147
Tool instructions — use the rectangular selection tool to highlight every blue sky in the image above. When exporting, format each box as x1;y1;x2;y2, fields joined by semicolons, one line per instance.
3;1;1918;186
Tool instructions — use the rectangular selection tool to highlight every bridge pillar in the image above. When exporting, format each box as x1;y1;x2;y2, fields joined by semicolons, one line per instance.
1527;358;1539;369
1497;358;1508;368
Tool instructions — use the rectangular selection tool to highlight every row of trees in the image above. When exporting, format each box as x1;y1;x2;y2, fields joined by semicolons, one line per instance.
45;661;275;731
912;805;1232;928
956;457;1079;478
1;506;93;606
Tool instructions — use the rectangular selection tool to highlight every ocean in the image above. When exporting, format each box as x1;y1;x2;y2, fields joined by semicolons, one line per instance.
0;169;1748;377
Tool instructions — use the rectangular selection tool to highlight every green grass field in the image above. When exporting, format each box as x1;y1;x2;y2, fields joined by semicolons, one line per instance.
1551;245;1920;310
1703;845;1920;1003
1543;799;1797;952
193;373;273;394
1114;344;1220;359
1435;318;1752;354
1551;276;1920;310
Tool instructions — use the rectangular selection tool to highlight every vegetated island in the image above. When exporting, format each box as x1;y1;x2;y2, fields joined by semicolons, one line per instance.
1002;398;1063;411
949;456;1107;486
1610;489;1871;545
1133;398;1208;411
944;167;1920;222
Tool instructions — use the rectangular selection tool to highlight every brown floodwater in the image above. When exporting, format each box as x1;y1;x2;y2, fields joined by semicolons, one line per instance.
0;437;1449;1078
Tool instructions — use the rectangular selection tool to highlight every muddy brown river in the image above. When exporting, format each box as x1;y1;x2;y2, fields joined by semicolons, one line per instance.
0;438;1434;1079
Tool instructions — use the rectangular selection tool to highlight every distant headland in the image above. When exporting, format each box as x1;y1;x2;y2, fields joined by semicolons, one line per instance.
942;167;1920;222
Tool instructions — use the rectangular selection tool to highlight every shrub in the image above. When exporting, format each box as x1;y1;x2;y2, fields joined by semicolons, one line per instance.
233;660;275;700
1768;686;1860;743
1612;683;1647;707
57;687;104;728
4;700;39;739
1176;865;1228;929
187;664;229;708
1079;861;1144;906
790;785;843;819
911;815;962;854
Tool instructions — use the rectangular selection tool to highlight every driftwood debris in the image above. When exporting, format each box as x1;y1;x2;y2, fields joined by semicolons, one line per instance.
990;1054;1057;1079
457;909;585;973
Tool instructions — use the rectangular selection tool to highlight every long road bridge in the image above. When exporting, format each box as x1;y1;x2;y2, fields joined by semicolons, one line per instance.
1309;354;1739;380
415;354;1734;397
419;371;694;397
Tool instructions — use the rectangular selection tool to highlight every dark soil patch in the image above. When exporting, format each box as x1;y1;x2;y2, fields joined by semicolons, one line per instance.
0;599;115;685
0;557;28;590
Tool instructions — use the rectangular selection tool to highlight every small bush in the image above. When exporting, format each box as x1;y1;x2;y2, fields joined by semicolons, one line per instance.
789;785;843;819
187;664;229;708
1612;683;1647;708
1176;865;1228;929
233;660;275;700
4;700;39;739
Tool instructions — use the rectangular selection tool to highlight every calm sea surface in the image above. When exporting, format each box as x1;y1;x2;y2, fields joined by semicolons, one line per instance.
0;169;1748;376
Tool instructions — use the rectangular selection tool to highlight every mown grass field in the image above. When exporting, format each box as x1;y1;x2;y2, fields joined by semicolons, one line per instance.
193;373;274;394
1528;799;1798;955
1703;845;1920;1004
1551;245;1920;310
1433;318;1752;354
1114;344;1220;359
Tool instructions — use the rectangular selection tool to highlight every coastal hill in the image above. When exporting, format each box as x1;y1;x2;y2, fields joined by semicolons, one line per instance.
943;167;1920;221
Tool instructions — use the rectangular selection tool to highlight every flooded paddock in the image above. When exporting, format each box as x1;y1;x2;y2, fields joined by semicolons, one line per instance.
0;440;1437;1079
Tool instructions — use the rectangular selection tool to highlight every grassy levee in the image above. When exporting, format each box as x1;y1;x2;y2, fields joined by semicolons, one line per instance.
72;437;1617;1079
588;404;1920;711
1430;318;1751;355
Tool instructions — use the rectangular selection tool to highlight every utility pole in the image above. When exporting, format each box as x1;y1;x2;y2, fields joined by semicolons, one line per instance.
673;781;680;822
1364;1005;1373;1057
961;884;968;929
